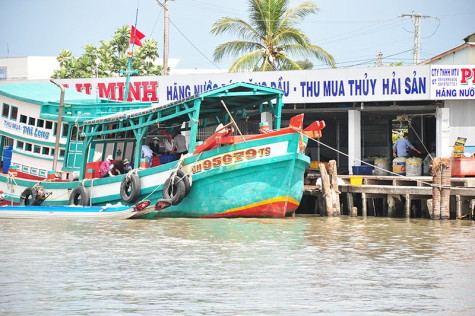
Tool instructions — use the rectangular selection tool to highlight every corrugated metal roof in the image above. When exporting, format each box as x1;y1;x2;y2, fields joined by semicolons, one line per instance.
0;82;99;105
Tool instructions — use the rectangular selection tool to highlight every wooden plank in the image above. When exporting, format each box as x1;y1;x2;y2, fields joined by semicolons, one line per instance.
337;184;475;196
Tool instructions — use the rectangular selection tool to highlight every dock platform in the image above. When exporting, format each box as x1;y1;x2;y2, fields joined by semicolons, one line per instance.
302;174;475;219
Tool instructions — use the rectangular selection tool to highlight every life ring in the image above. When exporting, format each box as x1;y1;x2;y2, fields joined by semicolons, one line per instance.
162;170;190;206
120;172;141;204
20;187;40;206
69;186;90;206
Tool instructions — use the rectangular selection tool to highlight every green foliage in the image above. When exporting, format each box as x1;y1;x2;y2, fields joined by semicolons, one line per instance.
296;59;313;70
211;0;335;72
52;25;162;79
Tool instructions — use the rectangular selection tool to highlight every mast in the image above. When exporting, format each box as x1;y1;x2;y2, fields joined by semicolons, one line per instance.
120;7;140;101
50;79;66;173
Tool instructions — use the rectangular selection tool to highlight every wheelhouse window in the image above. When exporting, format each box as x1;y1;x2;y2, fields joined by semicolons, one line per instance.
37;119;44;128
10;106;18;120
42;147;50;155
59;149;65;157
20;115;27;124
28;117;35;126
25;143;32;152
45;120;53;129
0;67;6;80
2;103;9;117
17;141;24;150
33;145;41;154
62;123;69;138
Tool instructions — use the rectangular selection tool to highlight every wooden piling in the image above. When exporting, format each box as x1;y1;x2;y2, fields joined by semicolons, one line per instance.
362;192;367;217
346;193;354;216
455;195;461;219
387;195;395;218
432;157;452;220
329;160;341;216
319;163;333;217
440;158;452;220
432;158;441;219
405;194;411;218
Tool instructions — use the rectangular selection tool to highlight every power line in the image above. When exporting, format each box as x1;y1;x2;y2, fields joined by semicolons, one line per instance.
168;17;221;69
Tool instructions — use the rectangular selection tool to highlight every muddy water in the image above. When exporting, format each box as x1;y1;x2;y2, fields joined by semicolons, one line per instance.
0;217;473;314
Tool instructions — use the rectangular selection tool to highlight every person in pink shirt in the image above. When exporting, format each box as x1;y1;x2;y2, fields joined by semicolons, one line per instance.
99;155;114;177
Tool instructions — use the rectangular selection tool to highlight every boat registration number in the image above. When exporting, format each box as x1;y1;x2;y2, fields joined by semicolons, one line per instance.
191;147;271;174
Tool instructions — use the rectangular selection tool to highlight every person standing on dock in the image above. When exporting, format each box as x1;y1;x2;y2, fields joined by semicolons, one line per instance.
393;133;421;158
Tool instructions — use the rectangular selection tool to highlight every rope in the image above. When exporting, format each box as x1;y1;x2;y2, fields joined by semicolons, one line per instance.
408;121;434;160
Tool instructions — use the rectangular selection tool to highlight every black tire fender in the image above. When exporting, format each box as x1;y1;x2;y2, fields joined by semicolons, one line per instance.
163;172;186;206
69;186;90;206
20;187;38;206
120;172;141;204
176;169;191;197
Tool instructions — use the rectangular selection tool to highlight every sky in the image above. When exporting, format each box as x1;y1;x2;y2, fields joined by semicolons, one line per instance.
1;0;474;70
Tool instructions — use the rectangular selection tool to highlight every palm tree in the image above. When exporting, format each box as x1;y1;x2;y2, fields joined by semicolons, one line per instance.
211;0;335;72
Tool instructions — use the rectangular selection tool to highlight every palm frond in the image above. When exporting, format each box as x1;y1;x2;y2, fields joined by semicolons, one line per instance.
211;17;260;42
276;54;302;70
229;50;263;72
213;41;264;62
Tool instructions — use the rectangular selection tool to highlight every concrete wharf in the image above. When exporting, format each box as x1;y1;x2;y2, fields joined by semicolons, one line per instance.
302;174;475;219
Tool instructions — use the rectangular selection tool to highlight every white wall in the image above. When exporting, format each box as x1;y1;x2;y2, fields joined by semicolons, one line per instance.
0;56;58;80
446;99;475;149
27;56;59;80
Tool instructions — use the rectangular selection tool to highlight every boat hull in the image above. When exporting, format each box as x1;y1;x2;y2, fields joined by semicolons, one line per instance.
0;205;138;219
0;133;309;218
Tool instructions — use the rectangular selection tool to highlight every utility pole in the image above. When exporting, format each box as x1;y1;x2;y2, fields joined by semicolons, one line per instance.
376;52;383;67
155;0;170;76
400;13;433;65
163;0;169;76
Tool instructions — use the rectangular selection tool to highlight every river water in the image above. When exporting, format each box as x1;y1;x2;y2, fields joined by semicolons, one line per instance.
0;216;474;315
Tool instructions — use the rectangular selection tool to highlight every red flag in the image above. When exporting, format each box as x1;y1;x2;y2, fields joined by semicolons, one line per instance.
130;25;145;47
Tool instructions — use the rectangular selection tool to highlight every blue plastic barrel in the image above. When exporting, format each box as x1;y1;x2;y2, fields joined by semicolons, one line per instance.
2;145;13;174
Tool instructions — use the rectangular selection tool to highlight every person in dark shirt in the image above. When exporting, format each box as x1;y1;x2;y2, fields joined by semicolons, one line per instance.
111;160;125;175
123;159;133;173
149;137;161;156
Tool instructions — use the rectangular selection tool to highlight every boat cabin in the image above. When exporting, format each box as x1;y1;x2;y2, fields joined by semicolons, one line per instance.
0;83;152;180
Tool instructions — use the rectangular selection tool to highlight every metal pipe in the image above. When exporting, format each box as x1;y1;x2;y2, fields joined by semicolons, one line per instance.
50;79;65;173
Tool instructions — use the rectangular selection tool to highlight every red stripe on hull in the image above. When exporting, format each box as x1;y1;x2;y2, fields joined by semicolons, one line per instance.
199;200;299;218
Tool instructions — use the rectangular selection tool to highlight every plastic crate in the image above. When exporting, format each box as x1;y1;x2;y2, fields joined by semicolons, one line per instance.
452;157;475;177
350;176;363;185
352;165;373;175
159;154;175;164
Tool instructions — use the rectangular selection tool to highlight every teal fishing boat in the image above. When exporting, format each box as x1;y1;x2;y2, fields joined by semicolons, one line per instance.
0;81;325;218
